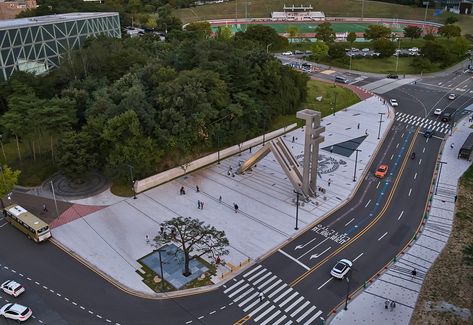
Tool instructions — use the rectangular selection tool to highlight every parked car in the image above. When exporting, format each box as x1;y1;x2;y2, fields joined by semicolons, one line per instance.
0;303;32;322
441;112;452;122
294;50;303;55
1;280;25;297
434;108;443;116
361;48;370;52
386;73;399;79
282;51;292;56
330;259;352;279
389;99;398;107
304;50;312;54
424;128;435;138
375;164;389;178
448;93;456;100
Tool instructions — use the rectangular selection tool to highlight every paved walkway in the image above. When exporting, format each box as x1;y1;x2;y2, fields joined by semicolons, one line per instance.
51;95;393;295
331;115;472;324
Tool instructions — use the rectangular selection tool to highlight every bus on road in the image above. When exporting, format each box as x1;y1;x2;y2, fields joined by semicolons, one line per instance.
3;204;51;243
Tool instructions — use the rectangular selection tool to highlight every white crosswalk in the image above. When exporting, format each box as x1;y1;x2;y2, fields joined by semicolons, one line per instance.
222;266;324;324
395;112;450;134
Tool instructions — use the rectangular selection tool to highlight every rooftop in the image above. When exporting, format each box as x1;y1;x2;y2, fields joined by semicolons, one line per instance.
0;12;118;30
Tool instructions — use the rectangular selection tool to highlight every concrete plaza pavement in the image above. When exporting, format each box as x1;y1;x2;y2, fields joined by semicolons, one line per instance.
51;95;392;295
332;115;473;324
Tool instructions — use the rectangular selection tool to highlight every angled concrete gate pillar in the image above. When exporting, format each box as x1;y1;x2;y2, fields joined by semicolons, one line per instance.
296;109;325;196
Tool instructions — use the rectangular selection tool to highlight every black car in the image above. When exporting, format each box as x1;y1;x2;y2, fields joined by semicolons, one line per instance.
387;73;399;79
424;128;435;138
441;112;452;122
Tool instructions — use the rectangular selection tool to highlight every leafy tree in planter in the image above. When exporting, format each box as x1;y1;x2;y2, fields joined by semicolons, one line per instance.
154;217;229;276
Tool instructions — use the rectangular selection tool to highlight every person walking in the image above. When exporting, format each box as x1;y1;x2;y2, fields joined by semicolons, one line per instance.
42;204;48;213
390;300;396;311
411;268;417;276
365;129;368;136
385;300;389;309
145;235;149;244
451;143;454;149
196;185;200;192
234;203;239;213
197;200;201;209
201;201;204;209
328;178;332;187
259;292;264;302
454;195;457;203
219;196;222;203
357;123;360;130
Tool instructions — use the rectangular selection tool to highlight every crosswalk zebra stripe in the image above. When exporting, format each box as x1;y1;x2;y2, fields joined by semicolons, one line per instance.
252;272;272;285
258;275;278;290
260;310;281;325
238;292;259;307
243;297;265;312
249;301;271;316
224;280;245;294
228;283;249;298
290;301;310;318
273;287;293;303
304;310;323;325
243;265;262;278
296;305;317;323
279;292;299;308
272;315;287;325
284;296;305;312
268;283;287;298
247;269;267;282
262;278;281;293
233;287;254;302
284;320;293;325
253;304;276;322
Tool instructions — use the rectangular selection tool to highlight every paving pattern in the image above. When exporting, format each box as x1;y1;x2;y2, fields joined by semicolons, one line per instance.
395;112;451;134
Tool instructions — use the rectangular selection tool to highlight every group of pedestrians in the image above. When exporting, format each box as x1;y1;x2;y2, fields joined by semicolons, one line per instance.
180;184;240;213
384;299;397;311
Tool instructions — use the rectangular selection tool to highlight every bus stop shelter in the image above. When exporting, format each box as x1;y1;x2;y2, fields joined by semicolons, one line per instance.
458;133;473;161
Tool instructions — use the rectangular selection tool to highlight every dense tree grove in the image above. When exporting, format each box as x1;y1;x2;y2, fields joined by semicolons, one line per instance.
0;30;309;182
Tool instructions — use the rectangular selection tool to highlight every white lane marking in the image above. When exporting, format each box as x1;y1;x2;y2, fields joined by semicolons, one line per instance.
273;287;293;303
278;249;310;270
295;237;319;250
414;173;417;180
263;279;282;294
253;272;272;285
97;315;102;319
243;297;263;312
0;222;7;228
243;265;262;278
260;310;281;325
285;296;304;312
64;297;69;301
344;218;355;226
248;300;270;315
297;306;317;323
279;292;299;308
233;287;254;302
185;321;193;324
401;133;405;138
106;320;112;323
223;280;245;293
209;310;216;315
317;277;333;290
390;154;394;160
408;188;412;197
258;275;278;290
378;232;388;241
247;268;267;282
254;304;275;321
228;283;249;298
353;252;364;262
419;158;422;165
310;247;332;260
220;306;226;310
364;199;371;208
398;211;404;220
268;283;287;299
238;292;259;307
422;147;425;153
72;302;77;306
297;238;330;259
198;316;204;320
291;301;310;318
376;181;381;189
80;306;85;310
396;143;400;148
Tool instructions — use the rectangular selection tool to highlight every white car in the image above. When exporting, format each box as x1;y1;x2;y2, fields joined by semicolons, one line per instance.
448;93;456;100
282;51;292;56
0;303;32;322
434;108;443;115
1;280;25;297
330;259;353;279
361;48;370;52
389;99;398;107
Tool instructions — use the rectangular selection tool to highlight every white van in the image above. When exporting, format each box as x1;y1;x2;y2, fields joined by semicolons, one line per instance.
335;76;348;84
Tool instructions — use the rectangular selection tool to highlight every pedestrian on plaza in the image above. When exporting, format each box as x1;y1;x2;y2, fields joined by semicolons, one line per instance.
201;201;204;209
259;292;264;302
357;123;360;130
42;204;48;213
411;268;417;276
385;300;389;309
390;301;396;311
160;226;164;234
451;143;454;149
454;195;457;203
469;115;472;122
196;185;200;192
171;228;176;240
292;136;295;143
330;146;334;153
198;200;201;209
145;235;149;244
234;203;239;213
219;196;222;203
365;129;368;136
180;186;184;195
328;178;332;187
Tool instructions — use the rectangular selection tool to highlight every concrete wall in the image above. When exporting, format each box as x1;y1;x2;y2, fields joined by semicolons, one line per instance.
134;124;298;193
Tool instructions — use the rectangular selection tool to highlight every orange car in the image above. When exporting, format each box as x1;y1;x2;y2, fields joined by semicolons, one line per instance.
375;164;388;178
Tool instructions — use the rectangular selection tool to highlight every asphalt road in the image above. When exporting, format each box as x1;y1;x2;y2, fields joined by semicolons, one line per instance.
0;69;471;325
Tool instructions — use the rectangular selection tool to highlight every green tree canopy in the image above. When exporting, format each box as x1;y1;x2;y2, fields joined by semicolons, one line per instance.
364;25;392;40
371;38;396;58
311;41;329;60
444;16;458;25
185;21;212;39
328;42;346;59
347;32;357;44
403;25;422;40
235;25;288;51
0;165;20;201
438;24;461;39
315;22;336;43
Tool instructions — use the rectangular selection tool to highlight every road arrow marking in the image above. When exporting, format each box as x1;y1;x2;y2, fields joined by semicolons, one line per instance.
297;238;330;259
294;236;320;250
310;247;332;260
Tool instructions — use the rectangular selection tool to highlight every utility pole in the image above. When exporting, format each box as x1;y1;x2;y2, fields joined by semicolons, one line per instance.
395;38;401;74
50;181;59;219
422;1;429;34
344;276;350;310
294;190;301;230
377;113;385;140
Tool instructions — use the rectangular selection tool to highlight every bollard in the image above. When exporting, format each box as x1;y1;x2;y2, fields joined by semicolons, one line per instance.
393;256;397;262
363;281;367;289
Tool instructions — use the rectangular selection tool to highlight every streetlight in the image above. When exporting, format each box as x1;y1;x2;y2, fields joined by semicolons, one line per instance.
262;118;267;146
361;0;365;21
332;91;338;116
50;181;59;219
157;247;166;292
435;161;447;195
127;164;137;199
353;149;362;182
0;135;6;163
294;190;301;230
0;165;6;209
377;112;385;140
344;275;350;310
266;43;272;54
422;1;429;34
395;38;401;74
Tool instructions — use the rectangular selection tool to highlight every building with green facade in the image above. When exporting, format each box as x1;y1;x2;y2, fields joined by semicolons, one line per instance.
0;12;120;81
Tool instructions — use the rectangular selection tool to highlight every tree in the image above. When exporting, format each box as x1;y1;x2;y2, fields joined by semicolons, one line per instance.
364;25;392;40
371;38;396;58
423;33;435;41
185;21;212;39
0;165;20;207
216;26;233;41
464;242;473;265
347;32;357;45
410;56;432;72
287;25;299;39
315;22;335;43
311;41;329;60
450;37;470;59
438;24;461;39
403;25;422;40
235;25;288;51
444;16;458;25
153;217;229;276
328;42;346;59
145;17;157;30
421;41;448;63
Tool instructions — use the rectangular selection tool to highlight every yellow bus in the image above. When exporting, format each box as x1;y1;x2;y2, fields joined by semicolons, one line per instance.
3;204;52;243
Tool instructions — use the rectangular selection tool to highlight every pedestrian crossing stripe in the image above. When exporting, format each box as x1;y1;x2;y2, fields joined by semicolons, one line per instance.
223;266;323;324
394;112;450;134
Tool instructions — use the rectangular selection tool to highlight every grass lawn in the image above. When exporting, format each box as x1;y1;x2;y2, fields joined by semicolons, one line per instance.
410;165;473;324
334;56;441;74
303;79;360;117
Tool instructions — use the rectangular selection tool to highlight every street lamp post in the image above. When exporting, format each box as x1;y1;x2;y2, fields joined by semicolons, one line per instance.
262;118;266;146
0;165;6;209
395;38;401;74
344;275;350;310
332;92;338;116
361;0;365;21
217;134;221;164
435;161;447;195
422;1;429;34
127;165;137;199
377;112;385;140
353;149;362;182
294;190;301;230
50;181;60;219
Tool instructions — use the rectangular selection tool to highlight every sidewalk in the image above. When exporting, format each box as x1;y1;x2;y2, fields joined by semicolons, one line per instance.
331;116;472;324
50;95;393;295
